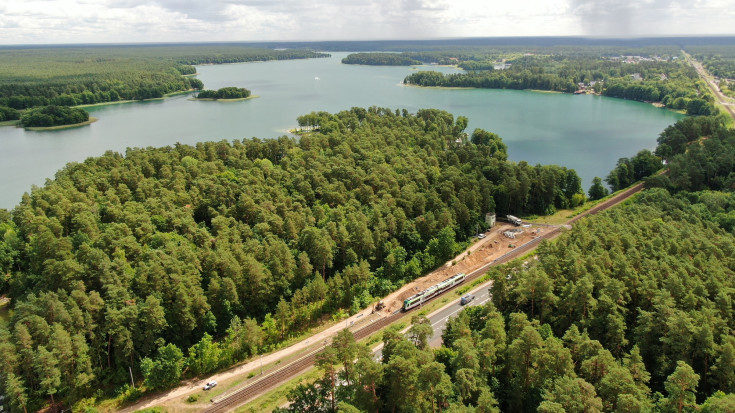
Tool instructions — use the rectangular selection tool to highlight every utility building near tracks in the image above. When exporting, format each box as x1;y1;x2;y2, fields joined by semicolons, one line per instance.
485;212;496;227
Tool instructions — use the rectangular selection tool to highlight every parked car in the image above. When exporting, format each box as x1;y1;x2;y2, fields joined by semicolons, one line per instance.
460;294;475;305
203;380;218;390
477;233;486;239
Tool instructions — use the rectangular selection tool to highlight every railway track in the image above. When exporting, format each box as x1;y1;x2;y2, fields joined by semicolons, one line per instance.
203;314;402;413
202;180;646;412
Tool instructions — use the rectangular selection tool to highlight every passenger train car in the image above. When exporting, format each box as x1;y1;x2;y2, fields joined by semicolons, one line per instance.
402;272;467;311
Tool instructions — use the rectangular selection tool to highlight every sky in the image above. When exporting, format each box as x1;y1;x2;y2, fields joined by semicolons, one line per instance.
0;0;733;45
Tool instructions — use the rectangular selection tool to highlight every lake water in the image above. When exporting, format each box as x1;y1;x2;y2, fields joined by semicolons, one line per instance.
0;52;683;210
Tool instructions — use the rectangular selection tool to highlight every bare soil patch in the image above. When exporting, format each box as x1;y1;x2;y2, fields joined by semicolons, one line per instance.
379;223;549;314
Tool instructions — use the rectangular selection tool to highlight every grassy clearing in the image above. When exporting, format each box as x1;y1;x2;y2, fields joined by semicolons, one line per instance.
25;117;98;131
0;120;20;127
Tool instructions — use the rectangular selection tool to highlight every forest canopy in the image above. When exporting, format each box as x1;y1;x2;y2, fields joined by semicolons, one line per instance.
0;107;584;410
275;109;735;412
277;190;735;412
277;125;735;412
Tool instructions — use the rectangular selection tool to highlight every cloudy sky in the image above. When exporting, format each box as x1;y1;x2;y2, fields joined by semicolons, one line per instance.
1;0;733;45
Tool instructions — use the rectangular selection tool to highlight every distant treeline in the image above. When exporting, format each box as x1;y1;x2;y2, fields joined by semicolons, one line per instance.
195;87;251;100
0;46;328;110
343;45;683;66
341;53;423;66
240;37;730;53
686;45;735;99
686;45;735;79
404;53;716;115
176;49;329;65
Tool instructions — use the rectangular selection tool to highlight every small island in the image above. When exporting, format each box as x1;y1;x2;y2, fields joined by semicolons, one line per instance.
20;105;95;130
194;86;252;101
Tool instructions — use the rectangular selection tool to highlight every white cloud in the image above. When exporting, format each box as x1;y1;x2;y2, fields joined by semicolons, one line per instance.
0;0;732;44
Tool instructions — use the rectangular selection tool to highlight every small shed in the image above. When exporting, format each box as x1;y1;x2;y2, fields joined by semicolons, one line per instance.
485;213;496;227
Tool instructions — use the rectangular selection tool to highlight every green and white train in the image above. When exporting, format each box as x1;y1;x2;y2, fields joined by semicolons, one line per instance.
402;272;467;311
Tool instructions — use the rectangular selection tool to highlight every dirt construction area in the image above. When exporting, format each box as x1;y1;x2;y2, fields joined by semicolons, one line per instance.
379;223;551;314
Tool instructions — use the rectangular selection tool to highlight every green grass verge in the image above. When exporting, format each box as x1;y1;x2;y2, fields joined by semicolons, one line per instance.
0;120;20;127
525;183;638;225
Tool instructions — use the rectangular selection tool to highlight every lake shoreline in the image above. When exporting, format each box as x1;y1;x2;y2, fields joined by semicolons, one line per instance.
0;120;20;127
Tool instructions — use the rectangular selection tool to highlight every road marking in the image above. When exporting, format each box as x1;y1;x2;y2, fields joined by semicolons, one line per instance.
430;298;490;329
432;308;463;328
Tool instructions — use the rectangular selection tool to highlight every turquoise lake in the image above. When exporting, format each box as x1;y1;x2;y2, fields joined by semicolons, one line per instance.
0;52;683;210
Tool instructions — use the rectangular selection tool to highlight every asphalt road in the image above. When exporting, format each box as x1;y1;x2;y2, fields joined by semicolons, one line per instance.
427;287;492;347
372;284;493;361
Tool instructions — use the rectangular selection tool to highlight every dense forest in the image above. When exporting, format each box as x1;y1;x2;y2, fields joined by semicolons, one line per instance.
0;107;587;411
277;115;735;412
0;105;19;122
600;114;734;194
195;87;252;100
0;45;328;109
403;53;716;115
341;53;423;66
